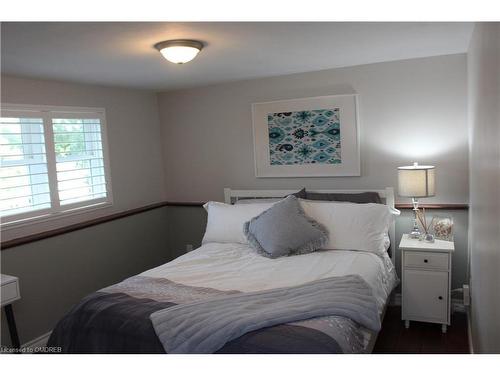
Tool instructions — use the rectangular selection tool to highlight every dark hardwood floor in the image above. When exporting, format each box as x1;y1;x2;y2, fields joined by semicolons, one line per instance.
373;306;470;354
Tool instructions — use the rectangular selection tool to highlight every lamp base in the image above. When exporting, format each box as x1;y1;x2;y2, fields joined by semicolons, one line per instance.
409;228;421;239
409;197;422;239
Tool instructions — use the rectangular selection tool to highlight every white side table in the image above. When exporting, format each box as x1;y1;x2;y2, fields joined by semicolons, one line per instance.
399;234;454;333
1;274;21;348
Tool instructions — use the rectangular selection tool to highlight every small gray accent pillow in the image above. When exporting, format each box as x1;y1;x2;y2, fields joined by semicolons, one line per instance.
243;195;329;259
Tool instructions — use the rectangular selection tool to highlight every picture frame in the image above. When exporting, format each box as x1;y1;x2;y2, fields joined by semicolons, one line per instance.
252;94;360;178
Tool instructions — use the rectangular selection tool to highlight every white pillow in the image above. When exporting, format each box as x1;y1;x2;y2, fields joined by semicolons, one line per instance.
202;201;276;244
299;199;397;254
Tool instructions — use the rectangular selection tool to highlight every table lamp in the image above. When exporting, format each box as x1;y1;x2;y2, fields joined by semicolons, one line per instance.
398;162;436;239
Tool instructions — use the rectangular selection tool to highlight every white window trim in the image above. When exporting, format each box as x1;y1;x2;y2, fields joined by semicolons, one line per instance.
1;103;114;229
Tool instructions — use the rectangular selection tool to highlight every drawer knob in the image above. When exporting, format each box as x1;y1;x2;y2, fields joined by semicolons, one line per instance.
424;259;428;263
438;296;443;300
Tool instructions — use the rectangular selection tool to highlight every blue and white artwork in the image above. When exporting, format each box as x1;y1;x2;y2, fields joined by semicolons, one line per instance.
267;108;341;165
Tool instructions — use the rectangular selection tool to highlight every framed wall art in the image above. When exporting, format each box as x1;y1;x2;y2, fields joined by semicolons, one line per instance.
252;94;360;177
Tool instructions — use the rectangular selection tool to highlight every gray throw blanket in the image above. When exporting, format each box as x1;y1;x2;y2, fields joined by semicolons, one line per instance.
150;274;381;354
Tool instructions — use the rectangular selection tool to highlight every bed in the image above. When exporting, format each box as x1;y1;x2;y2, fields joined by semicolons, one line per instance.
47;188;399;354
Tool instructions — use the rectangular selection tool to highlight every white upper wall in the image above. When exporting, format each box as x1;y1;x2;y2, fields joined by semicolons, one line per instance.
1;75;166;241
157;54;468;204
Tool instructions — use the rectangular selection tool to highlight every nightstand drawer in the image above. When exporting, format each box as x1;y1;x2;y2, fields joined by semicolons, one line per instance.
404;251;449;270
1;281;20;306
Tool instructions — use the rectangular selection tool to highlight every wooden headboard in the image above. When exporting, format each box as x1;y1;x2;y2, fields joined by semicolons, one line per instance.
223;187;398;265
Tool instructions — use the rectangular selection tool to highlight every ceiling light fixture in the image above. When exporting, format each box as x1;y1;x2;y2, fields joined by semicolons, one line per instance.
154;39;203;64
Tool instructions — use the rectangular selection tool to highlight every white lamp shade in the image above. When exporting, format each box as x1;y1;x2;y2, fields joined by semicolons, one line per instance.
398;164;436;198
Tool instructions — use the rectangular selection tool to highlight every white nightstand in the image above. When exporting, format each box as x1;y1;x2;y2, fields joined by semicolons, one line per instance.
1;274;21;348
399;234;454;333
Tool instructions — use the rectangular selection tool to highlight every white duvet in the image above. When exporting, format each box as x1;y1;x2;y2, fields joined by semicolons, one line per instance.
142;242;398;315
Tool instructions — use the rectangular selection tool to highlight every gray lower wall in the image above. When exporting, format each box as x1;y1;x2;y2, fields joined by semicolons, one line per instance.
1;204;467;347
166;206;207;258
1;207;172;347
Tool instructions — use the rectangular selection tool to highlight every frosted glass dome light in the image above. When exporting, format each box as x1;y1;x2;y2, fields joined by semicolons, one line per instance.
154;40;203;64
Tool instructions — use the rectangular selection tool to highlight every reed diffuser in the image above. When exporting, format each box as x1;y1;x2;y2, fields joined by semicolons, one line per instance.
416;208;435;242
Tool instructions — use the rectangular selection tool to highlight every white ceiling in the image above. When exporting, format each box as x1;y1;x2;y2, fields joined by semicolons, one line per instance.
1;22;474;91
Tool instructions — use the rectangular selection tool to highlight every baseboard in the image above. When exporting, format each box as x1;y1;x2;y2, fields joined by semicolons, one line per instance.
22;331;51;350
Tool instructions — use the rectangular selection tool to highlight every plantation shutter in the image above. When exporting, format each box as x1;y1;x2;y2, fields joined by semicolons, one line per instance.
0;116;52;217
52;118;108;206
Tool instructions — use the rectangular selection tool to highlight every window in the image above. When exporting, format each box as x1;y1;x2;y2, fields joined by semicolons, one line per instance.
1;104;112;226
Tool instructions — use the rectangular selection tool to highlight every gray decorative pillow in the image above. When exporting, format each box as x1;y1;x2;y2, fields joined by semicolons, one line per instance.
243;195;329;259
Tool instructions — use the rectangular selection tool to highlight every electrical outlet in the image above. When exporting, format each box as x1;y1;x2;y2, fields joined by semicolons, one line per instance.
186;244;193;252
463;284;470;306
